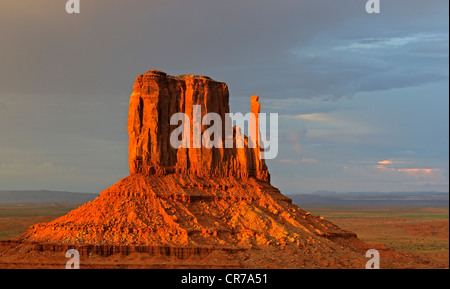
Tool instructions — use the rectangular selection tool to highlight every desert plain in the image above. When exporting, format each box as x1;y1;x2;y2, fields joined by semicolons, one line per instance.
0;200;447;269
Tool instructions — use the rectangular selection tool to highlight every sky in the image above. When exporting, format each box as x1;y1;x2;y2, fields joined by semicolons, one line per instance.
0;0;448;194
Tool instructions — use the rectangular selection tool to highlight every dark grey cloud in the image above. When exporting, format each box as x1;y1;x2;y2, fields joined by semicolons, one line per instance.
0;0;448;192
0;1;447;106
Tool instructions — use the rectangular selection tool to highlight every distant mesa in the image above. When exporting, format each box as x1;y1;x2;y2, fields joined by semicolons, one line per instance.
0;190;98;204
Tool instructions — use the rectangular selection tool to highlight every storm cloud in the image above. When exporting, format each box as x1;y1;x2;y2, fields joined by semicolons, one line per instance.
0;0;448;193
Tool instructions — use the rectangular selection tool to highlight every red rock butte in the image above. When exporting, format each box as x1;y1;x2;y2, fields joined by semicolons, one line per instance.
128;70;269;182
1;70;371;268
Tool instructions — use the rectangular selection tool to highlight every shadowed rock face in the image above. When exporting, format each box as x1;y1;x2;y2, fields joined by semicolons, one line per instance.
128;70;270;182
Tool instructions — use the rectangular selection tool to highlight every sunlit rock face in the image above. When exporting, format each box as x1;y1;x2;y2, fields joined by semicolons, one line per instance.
128;70;269;182
10;70;365;269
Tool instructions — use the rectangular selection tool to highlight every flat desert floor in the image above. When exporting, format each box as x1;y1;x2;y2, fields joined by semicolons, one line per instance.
303;205;449;269
0;203;448;269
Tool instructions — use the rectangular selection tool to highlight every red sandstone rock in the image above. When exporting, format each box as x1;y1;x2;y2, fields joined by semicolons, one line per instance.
1;70;368;268
127;70;270;182
18;173;357;248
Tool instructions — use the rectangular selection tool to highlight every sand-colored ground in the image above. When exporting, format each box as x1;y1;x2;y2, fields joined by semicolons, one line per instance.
0;203;447;269
304;206;449;269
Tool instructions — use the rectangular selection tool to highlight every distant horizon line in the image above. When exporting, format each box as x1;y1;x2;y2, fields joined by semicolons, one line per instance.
1;189;448;195
292;190;450;195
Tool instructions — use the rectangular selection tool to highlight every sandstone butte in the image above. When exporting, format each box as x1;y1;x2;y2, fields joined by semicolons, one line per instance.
1;70;412;269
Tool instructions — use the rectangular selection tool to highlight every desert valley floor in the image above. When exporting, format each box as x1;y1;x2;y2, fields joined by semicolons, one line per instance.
0;202;447;269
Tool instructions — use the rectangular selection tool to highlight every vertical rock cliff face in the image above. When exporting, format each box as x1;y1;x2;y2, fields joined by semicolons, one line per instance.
128;70;270;182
